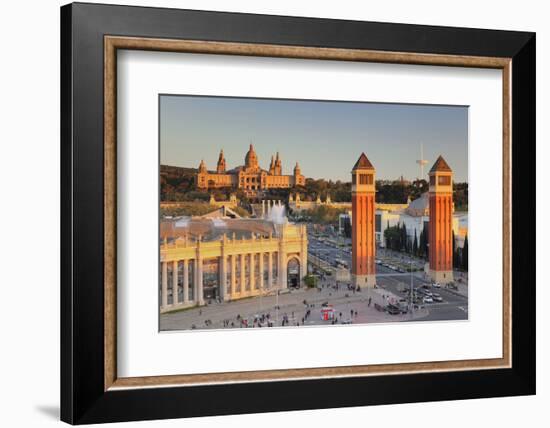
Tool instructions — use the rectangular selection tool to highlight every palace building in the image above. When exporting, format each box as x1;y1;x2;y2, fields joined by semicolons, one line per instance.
159;216;308;313
196;144;305;195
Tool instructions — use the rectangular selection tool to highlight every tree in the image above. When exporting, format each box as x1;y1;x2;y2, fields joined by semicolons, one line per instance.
384;225;401;251
401;223;408;252
462;234;468;271
419;228;429;260
303;274;317;288
452;231;458;268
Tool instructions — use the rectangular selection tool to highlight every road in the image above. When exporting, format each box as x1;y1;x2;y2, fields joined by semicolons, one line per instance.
307;233;468;322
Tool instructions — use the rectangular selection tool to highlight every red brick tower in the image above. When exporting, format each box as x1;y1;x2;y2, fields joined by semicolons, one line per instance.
351;153;376;288
428;155;454;284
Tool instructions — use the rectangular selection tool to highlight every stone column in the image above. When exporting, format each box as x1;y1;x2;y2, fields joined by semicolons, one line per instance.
300;225;308;283
195;254;204;306
230;254;236;298
161;261;168;309
220;254;227;301
259;252;264;290
240;253;245;294
279;250;287;289
268;251;273;288
262;200;265;218
172;260;179;305
183;259;189;303
250;253;255;292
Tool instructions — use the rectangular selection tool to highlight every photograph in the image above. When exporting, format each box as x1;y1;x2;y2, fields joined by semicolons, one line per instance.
158;95;469;331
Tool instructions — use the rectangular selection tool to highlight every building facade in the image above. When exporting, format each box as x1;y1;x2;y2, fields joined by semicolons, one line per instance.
351;153;377;288
159;219;307;313
341;200;467;250
428;155;454;283
196;145;305;195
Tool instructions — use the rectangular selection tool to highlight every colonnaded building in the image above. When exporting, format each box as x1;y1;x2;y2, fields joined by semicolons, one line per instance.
159;215;308;313
196;144;305;195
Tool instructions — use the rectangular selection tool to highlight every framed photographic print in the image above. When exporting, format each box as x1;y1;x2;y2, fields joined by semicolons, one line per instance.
60;2;535;424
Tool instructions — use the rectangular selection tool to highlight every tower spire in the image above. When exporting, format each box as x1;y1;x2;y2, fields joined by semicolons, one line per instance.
216;148;226;173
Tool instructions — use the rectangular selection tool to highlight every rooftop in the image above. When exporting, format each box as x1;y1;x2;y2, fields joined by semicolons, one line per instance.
352;153;375;170
160;217;277;242
429;155;452;173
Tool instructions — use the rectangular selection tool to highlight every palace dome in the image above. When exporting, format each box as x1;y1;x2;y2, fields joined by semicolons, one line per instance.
244;144;259;169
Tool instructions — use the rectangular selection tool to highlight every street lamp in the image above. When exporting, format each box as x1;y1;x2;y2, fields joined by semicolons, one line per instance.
275;288;279;324
409;259;414;317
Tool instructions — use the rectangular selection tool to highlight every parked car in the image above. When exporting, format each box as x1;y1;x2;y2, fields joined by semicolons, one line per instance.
423;296;434;303
432;293;443;302
419;289;433;297
386;304;401;315
397;299;409;313
432;282;441;288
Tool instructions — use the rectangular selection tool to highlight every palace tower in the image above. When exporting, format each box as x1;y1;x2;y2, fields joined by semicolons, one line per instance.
428;155;454;283
216;149;226;173
351;153;376;288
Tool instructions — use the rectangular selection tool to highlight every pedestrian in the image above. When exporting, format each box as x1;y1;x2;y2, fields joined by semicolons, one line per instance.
368;297;372;306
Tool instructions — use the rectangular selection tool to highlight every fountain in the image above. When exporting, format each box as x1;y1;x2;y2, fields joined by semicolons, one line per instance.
268;203;287;225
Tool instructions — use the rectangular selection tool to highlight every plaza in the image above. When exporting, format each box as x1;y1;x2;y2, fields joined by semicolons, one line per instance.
160;229;468;331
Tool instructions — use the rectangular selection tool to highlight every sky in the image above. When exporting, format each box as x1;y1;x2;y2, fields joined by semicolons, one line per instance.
160;95;468;182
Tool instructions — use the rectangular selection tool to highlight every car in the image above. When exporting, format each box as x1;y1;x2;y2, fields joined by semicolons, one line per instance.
423;296;434;303
422;284;431;289
397;299;409;313
386;304;401;315
432;293;443;302
432;282;441;288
